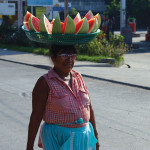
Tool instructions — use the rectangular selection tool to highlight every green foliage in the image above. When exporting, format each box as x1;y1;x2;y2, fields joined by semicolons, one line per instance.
126;0;150;28
0;25;49;48
0;43;49;55
76;55;109;62
10;26;33;46
104;0;120;5
107;0;120;15
71;8;78;16
104;0;150;29
76;31;129;60
103;0;120;30
0;24;15;44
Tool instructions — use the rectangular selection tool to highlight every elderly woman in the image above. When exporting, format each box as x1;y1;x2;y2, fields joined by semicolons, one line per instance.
26;45;100;150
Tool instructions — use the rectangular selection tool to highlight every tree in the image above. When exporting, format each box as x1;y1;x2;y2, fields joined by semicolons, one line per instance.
127;0;150;28
104;0;150;29
107;0;120;16
104;0;120;29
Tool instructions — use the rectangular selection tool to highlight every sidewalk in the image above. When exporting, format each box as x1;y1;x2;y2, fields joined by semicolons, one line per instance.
0;31;150;89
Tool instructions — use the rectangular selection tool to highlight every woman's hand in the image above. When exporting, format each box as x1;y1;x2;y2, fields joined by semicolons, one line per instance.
96;143;100;150
26;148;33;150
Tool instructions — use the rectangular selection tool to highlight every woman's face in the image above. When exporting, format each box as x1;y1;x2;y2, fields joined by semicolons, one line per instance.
51;49;76;75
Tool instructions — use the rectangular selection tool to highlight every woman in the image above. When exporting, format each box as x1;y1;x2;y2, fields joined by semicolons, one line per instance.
26;45;100;150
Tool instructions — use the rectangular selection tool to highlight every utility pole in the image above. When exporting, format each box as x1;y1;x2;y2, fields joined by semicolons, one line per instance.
120;0;132;46
18;0;23;30
120;0;126;30
25;0;27;12
64;0;68;19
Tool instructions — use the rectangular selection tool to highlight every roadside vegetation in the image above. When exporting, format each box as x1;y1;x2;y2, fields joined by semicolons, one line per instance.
104;0;150;30
0;24;130;66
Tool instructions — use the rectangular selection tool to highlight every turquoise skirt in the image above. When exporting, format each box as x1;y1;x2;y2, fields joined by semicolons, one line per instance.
40;122;97;150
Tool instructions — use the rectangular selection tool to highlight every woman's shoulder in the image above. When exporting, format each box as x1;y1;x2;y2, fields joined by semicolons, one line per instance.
33;74;49;92
37;73;48;83
71;70;82;78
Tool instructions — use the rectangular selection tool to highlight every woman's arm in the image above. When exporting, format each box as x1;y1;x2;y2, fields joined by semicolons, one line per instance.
89;104;100;150
26;77;49;150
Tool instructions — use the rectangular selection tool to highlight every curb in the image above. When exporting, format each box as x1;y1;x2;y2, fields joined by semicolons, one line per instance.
0;58;150;91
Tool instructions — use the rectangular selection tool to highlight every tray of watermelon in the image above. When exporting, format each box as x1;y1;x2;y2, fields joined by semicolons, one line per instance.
22;10;101;45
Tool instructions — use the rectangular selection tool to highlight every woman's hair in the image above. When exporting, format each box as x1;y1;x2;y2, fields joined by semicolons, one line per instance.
49;45;76;58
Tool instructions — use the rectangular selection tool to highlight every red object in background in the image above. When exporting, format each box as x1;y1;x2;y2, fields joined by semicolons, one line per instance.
129;23;136;32
145;34;150;41
102;25;107;34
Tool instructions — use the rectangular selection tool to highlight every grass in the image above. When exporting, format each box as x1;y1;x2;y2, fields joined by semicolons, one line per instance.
0;43;120;64
0;43;49;55
76;54;110;62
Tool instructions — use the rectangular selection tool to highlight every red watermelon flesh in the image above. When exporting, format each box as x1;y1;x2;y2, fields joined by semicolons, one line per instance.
84;10;93;20
31;16;40;32
93;13;101;29
51;19;55;24
75;17;89;34
24;11;32;22
62;15;76;34
23;22;30;31
62;17;67;34
45;17;53;34
88;18;96;33
74;12;81;25
75;19;84;34
61;22;64;32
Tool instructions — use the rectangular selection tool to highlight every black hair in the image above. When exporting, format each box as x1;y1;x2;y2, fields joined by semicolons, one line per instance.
49;45;76;58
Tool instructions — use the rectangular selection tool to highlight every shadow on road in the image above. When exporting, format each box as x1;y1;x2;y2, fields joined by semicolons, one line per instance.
127;41;150;54
0;49;28;56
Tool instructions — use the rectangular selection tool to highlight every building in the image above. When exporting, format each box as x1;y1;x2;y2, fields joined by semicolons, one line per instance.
0;0;106;28
58;0;106;14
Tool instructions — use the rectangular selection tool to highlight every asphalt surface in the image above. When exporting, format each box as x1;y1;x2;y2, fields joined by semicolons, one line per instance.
0;31;150;150
0;32;150;89
0;60;150;150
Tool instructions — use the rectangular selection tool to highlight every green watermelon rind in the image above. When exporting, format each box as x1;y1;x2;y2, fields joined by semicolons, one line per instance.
52;14;62;34
78;17;89;34
64;15;76;34
39;14;46;32
28;15;40;32
23;11;31;22
28;15;34;31
92;18;98;33
39;14;49;33
74;12;82;25
94;13;101;30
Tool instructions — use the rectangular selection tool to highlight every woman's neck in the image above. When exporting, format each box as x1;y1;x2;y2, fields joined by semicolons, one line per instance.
53;67;70;81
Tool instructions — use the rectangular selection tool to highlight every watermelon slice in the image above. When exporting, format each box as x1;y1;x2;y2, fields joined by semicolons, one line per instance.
52;14;62;34
24;11;32;22
63;15;76;34
51;18;64;32
51;19;55;24
74;12;81;25
93;13;101;30
84;10;93;20
23;22;30;31
92;18;98;32
88;18;97;33
28;15;40;32
39;14;53;34
75;17;89;34
60;22;64;31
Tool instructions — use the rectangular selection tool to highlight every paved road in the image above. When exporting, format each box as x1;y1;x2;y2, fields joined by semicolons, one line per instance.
1;60;150;150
